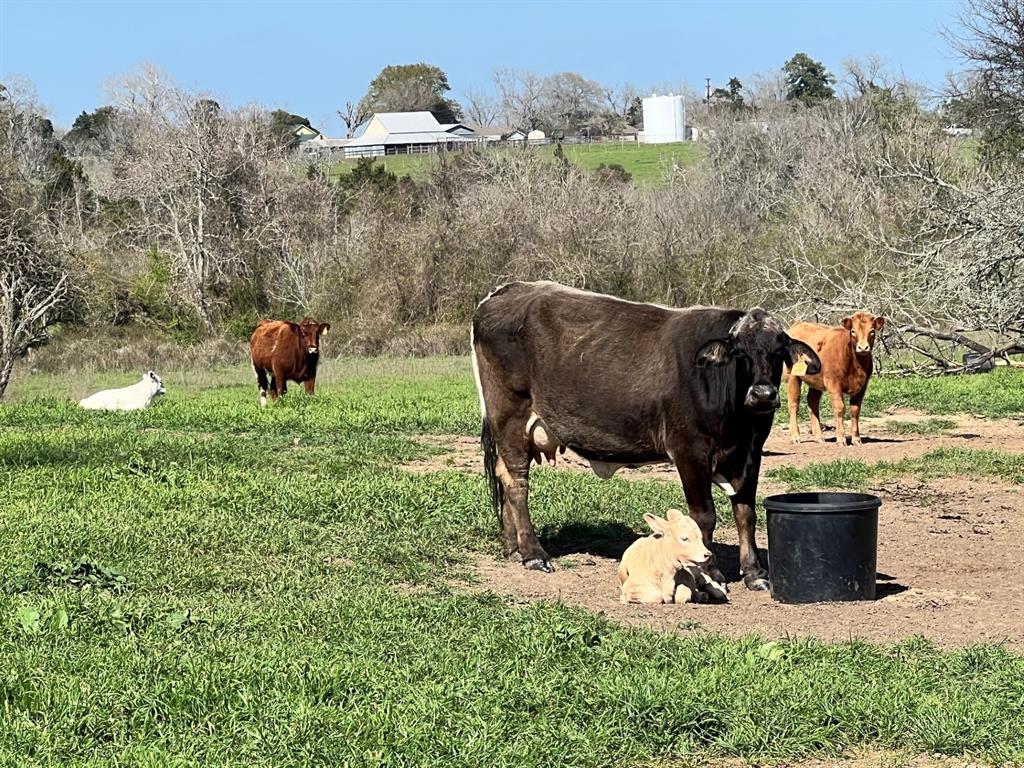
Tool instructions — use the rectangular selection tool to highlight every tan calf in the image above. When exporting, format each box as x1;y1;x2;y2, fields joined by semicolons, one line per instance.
618;509;727;604
786;311;885;446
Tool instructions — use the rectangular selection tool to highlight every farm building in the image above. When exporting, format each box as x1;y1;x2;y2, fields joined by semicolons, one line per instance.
640;94;686;143
343;112;477;157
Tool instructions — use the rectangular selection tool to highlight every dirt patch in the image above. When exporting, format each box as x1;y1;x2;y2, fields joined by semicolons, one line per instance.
471;478;1024;649
404;410;1024;478
408;410;1024;648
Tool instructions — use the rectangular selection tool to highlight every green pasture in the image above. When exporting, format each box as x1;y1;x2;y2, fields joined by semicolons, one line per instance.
329;141;703;187
2;361;1023;765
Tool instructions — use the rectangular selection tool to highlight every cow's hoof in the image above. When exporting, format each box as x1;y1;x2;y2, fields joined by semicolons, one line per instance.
743;573;770;591
523;558;554;573
850;438;862;446
790;436;801;444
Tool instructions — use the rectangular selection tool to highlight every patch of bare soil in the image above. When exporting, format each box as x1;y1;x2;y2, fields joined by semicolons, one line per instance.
404;410;1024;478
472;478;1024;649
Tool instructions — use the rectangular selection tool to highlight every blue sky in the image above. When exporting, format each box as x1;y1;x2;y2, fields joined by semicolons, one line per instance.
2;0;964;134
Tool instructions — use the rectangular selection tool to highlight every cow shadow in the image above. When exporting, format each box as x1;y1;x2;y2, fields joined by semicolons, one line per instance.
543;522;638;560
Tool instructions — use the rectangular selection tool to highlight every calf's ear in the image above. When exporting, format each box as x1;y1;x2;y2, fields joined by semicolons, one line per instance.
873;316;886;331
841;317;854;330
665;508;684;524
787;339;822;375
695;338;733;367
643;513;669;536
319;323;331;335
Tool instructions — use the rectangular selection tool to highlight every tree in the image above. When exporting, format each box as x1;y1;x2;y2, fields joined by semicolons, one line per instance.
492;68;546;130
62;105;122;155
462;85;500;126
268;109;311;148
944;0;1024;166
540;72;605;134
711;77;747;113
0;188;71;399
358;63;462;123
0;85;73;398
782;53;836;107
338;100;368;137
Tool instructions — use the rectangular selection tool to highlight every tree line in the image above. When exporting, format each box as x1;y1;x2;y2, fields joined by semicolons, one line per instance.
0;0;1021;398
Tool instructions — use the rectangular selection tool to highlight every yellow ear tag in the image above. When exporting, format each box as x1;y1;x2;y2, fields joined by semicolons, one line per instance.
791;360;808;376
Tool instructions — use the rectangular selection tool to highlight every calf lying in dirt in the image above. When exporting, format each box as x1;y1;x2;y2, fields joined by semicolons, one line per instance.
79;371;166;412
618;509;728;604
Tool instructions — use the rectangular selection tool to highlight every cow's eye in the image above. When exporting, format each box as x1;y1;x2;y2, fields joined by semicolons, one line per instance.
679;536;689;542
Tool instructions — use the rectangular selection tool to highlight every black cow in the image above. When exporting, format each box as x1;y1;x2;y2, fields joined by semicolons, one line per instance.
471;281;820;590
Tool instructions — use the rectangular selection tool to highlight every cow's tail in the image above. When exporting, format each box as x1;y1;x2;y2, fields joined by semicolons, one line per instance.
481;419;504;527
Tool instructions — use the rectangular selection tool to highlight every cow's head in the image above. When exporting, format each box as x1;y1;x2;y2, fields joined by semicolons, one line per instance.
695;307;821;415
644;508;712;566
842;312;885;356
298;317;331;355
145;370;166;396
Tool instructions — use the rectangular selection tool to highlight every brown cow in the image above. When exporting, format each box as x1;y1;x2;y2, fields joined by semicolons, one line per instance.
249;317;331;406
786;311;885;446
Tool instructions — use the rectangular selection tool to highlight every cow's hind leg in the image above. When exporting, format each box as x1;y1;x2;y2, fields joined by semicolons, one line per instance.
492;407;551;572
807;388;825;442
254;365;270;407
787;374;802;443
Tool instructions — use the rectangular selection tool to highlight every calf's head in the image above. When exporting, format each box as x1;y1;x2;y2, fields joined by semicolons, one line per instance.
695;307;821;414
144;371;166;397
298;317;331;355
644;509;711;565
843;311;885;356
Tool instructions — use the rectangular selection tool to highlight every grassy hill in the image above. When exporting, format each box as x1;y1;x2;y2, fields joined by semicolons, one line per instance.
329;141;703;187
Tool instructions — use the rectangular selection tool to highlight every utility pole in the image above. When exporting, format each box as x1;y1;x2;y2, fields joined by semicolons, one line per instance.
705;78;712;104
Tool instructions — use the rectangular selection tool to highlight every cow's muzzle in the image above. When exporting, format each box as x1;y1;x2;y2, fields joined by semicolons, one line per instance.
745;384;780;412
307;347;318;354
855;345;871;355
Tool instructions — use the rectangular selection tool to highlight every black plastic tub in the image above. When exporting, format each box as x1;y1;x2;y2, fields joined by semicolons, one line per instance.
764;492;881;604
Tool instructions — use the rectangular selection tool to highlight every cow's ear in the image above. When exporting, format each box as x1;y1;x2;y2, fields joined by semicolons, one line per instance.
320;323;331;335
873;316;886;331
695;338;733;367
841;316;854;331
787;339;822;375
643;513;668;536
665;508;684;524
147;371;156;380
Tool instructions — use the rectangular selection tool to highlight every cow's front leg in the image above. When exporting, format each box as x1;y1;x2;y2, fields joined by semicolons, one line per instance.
732;497;768;590
304;378;316;395
830;388;848;446
677;460;727;587
849;390;865;445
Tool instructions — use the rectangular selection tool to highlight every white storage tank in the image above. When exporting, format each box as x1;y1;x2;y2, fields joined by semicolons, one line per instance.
641;94;686;144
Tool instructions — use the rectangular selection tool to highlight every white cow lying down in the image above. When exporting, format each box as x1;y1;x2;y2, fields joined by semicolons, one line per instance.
79;371;166;412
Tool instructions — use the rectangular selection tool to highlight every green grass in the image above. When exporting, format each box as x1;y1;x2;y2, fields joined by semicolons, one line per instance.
2;363;1024;765
769;447;1024;491
329;141;703;187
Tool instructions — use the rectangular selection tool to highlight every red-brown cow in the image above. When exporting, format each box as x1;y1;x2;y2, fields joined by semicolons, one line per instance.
786;311;885;446
249;317;331;406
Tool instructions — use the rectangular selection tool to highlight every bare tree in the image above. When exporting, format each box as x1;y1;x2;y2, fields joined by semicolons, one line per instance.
462;85;500;126
0;185;71;399
946;0;1024;120
492;68;546;129
338;100;368;138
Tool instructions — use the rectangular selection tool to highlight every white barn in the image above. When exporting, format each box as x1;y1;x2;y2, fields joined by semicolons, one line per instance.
343;112;476;157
